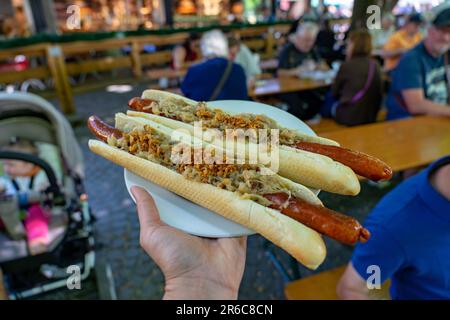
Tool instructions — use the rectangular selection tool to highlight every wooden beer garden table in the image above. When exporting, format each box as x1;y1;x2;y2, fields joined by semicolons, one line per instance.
321;116;450;173
249;76;332;98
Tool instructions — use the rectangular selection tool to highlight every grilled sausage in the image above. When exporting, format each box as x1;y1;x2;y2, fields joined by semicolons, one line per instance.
87;115;122;142
264;192;370;245
295;141;393;181
128;97;154;112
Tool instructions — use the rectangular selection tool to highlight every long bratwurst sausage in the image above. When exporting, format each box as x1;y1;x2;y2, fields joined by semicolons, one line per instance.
295;142;392;181
263;193;370;245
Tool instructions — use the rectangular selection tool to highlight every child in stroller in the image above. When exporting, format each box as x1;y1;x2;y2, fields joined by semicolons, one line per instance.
0;137;51;255
0;92;108;299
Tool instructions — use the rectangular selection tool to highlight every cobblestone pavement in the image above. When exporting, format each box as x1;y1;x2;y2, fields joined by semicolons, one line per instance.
38;85;400;299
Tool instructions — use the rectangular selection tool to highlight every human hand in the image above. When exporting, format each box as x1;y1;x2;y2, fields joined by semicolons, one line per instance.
131;186;247;300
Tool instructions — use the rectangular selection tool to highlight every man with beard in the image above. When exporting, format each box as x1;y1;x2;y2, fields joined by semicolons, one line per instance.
386;2;450;120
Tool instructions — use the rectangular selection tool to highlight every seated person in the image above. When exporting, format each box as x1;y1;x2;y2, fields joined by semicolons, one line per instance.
383;13;423;72
316;19;338;64
385;4;450;120
370;14;396;50
171;32;201;70
337;155;450;299
0;138;50;255
277;22;329;120
278;22;327;77
181;30;248;101
228;35;262;89
322;30;383;126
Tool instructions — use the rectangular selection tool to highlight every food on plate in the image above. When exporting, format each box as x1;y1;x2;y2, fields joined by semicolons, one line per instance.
87;113;371;269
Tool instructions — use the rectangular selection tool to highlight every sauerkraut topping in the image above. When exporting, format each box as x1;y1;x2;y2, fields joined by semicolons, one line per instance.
108;125;294;207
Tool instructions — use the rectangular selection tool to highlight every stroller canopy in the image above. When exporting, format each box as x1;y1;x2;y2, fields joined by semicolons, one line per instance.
0;92;84;178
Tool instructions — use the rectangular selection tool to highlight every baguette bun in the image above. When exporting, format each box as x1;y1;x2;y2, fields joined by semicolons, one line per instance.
142;89;339;146
127;110;360;196
89;139;326;269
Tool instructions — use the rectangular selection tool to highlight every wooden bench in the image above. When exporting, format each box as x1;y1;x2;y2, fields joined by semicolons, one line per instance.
307;109;388;135
285;265;391;300
146;67;187;81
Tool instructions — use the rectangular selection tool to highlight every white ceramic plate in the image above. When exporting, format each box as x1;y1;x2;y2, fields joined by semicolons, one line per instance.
124;100;317;238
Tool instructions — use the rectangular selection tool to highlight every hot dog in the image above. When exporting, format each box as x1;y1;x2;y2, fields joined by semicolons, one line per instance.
128;91;392;184
126;92;363;196
88;113;372;269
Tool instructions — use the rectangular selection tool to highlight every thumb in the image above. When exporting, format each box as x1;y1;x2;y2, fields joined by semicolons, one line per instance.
131;186;164;231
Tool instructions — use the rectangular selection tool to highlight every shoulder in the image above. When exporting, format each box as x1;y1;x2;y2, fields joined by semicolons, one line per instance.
231;62;246;77
239;44;252;55
340;57;368;70
391;29;404;39
396;43;424;68
279;42;295;55
386;30;403;44
404;42;424;59
367;57;382;73
365;174;423;232
188;58;218;73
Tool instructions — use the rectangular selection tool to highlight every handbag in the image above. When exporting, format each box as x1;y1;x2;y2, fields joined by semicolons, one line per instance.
347;59;376;105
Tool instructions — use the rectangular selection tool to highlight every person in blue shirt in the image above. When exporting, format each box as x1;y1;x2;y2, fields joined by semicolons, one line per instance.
337;155;450;300
385;3;450;120
181;29;248;101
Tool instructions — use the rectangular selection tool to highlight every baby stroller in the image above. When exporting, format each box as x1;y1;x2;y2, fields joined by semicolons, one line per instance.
0;92;115;299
